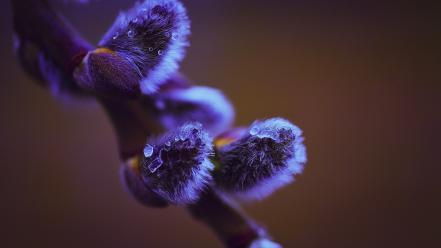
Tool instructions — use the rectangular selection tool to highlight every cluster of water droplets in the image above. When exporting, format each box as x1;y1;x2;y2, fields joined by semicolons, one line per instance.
249;125;281;141
143;131;192;173
113;25;168;56
112;8;181;57
249;124;295;143
143;144;163;173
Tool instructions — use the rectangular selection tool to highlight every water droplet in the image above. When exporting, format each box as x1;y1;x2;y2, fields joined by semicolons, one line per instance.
174;137;180;142
157;50;163;56
148;158;163;173
133;18;138;23
127;30;135;38
141;8;147;13
171;32;179;40
249;126;259;135
148;47;154;52
165;141;171;147
143;144;154;157
112;32;119;40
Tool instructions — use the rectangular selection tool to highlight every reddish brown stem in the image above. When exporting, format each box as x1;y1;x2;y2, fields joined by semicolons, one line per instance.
99;97;162;159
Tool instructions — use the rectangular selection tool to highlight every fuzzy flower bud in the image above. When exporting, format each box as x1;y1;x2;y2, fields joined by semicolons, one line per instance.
214;118;307;201
148;86;235;137
140;122;214;204
74;48;142;99
99;0;190;95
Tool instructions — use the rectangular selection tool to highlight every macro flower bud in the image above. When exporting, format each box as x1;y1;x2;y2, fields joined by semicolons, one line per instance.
140;122;214;204
73;48;141;99
213;118;307;201
148;86;235;137
99;0;190;95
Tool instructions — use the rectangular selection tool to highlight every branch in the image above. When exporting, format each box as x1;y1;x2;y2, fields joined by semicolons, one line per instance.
188;190;265;248
12;0;92;75
11;1;273;247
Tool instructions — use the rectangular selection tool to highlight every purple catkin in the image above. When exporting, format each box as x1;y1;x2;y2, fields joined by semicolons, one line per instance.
99;0;190;95
12;0;308;245
214;118;307;201
149;86;235;137
73;48;142;98
140;122;214;204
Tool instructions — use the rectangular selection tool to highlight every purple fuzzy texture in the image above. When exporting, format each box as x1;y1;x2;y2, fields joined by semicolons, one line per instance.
214;118;307;201
147;86;235;136
99;0;190;94
140;122;214;204
73;49;142;99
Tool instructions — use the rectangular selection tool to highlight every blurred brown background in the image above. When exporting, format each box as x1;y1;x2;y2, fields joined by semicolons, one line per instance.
1;0;440;247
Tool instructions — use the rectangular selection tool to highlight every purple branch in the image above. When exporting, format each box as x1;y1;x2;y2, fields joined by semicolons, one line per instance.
12;0;92;75
11;1;276;247
188;190;265;248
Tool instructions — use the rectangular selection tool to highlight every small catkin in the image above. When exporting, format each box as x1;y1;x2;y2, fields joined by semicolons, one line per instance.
99;0;190;94
140;122;214;204
214;118;307;201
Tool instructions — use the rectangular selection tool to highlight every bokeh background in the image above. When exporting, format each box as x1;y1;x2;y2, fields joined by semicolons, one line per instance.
1;0;440;247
